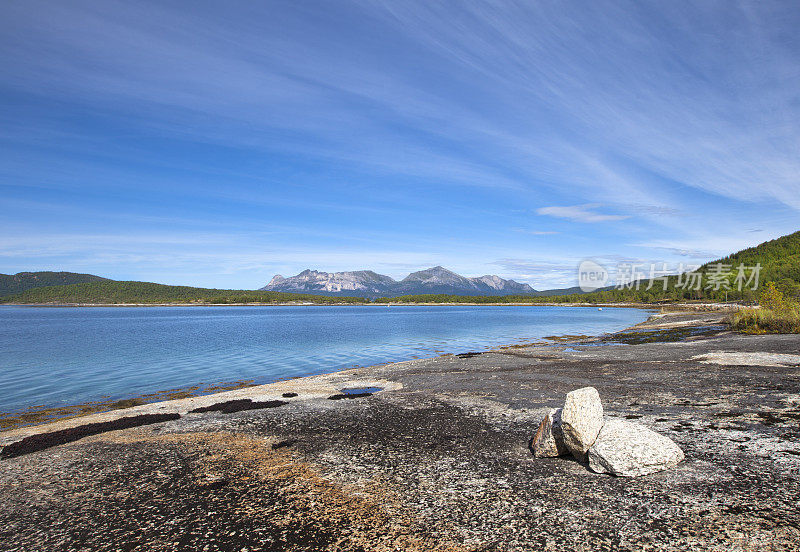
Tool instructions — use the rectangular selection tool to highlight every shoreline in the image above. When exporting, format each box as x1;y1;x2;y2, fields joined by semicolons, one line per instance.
1;304;660;435
3;309;799;550
0;308;706;445
1;300;743;309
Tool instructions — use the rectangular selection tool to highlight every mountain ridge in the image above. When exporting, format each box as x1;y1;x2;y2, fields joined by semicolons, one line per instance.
260;266;537;297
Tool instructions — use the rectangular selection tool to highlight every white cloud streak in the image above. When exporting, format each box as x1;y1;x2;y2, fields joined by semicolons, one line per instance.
536;204;630;223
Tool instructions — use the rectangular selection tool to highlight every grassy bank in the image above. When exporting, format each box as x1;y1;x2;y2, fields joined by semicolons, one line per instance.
729;308;800;334
727;282;800;334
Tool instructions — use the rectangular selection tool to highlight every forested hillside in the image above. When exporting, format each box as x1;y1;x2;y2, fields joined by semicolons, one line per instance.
702;231;800;298
0;271;109;296
0;281;368;305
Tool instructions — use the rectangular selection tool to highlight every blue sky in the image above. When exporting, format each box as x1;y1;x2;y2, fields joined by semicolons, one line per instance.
1;0;798;290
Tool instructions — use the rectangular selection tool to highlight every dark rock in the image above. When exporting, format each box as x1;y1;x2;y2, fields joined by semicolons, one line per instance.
189;399;286;414
0;413;181;459
531;408;568;457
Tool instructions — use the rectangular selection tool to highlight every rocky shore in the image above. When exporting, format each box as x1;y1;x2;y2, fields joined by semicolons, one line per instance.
1;311;799;551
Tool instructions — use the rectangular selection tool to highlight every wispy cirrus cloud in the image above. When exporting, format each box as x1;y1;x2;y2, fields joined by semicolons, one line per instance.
615;204;684;217
536;204;629;223
649;247;719;259
512;228;559;236
492;258;579;288
0;1;798;287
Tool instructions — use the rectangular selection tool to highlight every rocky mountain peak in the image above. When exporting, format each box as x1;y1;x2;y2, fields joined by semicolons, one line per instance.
402;266;468;284
261;266;537;297
475;275;505;289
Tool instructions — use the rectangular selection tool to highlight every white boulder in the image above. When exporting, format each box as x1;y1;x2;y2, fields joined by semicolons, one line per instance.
588;418;684;477
561;387;604;461
531;408;568;458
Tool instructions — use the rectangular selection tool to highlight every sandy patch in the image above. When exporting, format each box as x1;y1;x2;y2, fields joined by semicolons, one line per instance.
692;351;800;367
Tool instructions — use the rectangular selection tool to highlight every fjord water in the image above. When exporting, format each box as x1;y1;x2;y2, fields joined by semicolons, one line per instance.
0;305;649;414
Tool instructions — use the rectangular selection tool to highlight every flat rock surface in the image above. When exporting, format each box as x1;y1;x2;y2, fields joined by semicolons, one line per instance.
1;311;799;551
589;418;685;476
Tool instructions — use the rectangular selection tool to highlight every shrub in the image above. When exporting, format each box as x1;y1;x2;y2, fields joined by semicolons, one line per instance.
759;282;787;312
728;282;800;334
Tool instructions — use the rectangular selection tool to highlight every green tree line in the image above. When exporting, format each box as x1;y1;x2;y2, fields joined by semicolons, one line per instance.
0;281;368;305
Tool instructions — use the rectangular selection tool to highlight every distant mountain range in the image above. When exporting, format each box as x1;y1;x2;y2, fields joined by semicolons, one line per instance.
0;271;109;297
0;268;578;300
5;231;798;303
261;266;547;297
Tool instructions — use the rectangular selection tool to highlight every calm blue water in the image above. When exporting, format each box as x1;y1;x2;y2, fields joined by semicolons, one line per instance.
0;305;649;413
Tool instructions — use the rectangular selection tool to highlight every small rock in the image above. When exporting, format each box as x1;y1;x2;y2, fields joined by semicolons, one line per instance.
561;386;603;461
531;408;568;457
588;418;684;477
197;474;228;490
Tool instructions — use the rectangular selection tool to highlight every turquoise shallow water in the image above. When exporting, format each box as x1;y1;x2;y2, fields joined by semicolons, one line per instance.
0;305;649;413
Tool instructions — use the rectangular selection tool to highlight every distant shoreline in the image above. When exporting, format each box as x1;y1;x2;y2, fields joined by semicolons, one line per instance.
0;301;740;309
